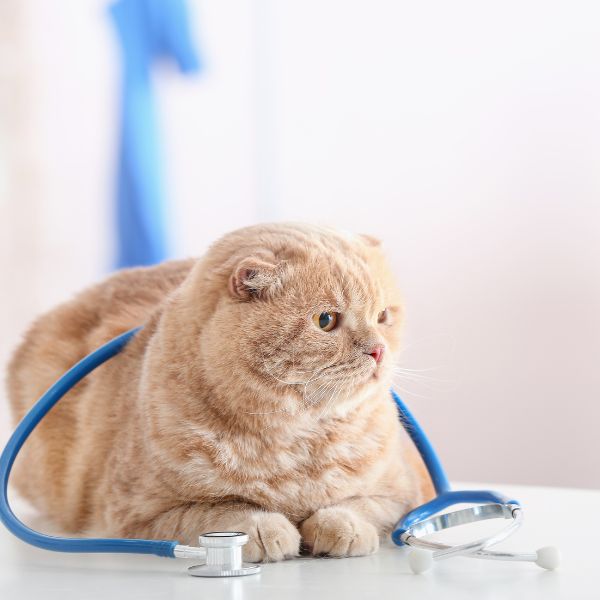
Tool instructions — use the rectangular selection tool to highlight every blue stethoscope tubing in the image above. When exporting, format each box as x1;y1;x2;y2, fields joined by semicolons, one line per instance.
389;391;518;545
0;327;176;557
0;326;515;559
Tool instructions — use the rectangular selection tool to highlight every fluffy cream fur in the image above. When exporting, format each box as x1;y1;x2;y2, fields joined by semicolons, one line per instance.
7;223;433;561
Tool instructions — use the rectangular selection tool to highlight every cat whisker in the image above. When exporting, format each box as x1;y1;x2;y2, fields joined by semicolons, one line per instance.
259;355;321;386
391;371;454;395
392;362;455;387
317;381;346;420
242;408;289;415
314;383;338;420
303;378;333;409
389;377;433;401
244;369;336;417
259;343;344;388
393;365;445;374
312;380;337;404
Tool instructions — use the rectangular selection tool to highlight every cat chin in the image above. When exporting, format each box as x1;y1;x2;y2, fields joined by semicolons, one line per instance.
325;380;387;417
336;371;390;397
359;362;389;384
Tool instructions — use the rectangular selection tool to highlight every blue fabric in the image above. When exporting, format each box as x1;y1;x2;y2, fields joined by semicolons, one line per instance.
110;0;200;269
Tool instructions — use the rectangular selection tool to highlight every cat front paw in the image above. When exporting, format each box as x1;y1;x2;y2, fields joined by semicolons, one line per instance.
300;506;379;557
234;512;301;563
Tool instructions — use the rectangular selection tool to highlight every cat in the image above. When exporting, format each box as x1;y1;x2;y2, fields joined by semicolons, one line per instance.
6;222;433;561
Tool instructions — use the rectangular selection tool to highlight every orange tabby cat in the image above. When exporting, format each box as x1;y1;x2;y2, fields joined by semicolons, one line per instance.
7;223;433;561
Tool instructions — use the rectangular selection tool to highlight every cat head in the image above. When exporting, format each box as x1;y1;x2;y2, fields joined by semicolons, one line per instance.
186;223;403;416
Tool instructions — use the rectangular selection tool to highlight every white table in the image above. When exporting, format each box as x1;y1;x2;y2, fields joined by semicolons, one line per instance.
0;483;598;600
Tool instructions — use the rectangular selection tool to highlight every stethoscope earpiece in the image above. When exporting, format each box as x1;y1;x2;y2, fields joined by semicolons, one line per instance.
535;546;561;570
408;548;434;574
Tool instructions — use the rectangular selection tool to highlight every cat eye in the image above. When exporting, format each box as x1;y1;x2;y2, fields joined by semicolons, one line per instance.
313;311;339;332
377;308;389;324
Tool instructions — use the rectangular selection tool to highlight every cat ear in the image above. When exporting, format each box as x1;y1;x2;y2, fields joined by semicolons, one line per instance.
358;233;381;247
228;256;283;300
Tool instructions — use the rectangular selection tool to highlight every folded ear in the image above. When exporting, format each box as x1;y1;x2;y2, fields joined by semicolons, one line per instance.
358;233;381;247
228;256;284;300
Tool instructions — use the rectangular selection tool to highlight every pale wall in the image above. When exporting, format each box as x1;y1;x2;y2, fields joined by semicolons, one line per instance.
1;0;599;488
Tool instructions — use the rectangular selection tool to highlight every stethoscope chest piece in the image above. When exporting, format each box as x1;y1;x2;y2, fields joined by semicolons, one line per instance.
188;532;261;577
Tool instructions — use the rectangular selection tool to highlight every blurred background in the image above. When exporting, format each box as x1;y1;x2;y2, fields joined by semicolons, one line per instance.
1;0;599;489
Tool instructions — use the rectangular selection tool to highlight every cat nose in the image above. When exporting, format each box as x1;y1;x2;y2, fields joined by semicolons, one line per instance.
366;344;385;364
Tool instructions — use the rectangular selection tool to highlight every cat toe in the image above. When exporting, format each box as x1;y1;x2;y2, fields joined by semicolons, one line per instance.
237;512;301;563
300;507;379;557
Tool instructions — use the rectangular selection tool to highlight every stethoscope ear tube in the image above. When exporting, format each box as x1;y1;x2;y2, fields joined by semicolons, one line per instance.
402;501;560;573
391;391;559;572
391;390;451;497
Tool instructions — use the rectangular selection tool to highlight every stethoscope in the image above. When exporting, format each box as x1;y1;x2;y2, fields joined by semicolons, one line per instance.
0;327;560;576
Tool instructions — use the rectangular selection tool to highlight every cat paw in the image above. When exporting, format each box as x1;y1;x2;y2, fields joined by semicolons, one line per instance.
234;512;301;562
300;506;379;557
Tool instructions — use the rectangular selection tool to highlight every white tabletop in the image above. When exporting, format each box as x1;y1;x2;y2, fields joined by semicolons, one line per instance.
0;483;598;600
